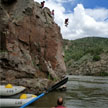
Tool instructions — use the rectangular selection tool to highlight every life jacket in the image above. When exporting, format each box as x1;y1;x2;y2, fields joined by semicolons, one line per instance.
56;105;66;108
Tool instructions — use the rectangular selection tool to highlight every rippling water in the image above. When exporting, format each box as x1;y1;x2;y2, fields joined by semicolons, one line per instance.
31;75;108;108
1;75;108;108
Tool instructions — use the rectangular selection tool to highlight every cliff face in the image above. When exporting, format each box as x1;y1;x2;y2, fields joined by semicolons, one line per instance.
0;0;66;93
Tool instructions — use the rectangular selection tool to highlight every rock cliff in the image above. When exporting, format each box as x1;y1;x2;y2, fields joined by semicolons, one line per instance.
0;0;66;93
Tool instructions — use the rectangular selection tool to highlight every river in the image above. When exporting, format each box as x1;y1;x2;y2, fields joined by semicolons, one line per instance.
30;75;108;108
1;75;108;108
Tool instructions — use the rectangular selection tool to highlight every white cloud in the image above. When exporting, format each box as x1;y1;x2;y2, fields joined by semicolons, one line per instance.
35;0;108;40
85;8;108;21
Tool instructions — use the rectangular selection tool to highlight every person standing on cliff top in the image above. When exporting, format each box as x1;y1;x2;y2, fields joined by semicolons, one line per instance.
51;97;67;108
65;18;69;27
51;10;54;18
40;1;45;8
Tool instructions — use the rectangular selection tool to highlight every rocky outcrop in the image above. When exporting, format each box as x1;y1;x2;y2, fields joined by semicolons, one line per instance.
68;53;108;76
0;0;66;94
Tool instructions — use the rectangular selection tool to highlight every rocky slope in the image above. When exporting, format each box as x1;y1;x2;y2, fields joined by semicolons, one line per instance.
64;37;108;76
0;0;66;94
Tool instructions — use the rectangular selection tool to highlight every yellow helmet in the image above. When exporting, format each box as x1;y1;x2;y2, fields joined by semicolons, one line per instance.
5;84;13;88
20;94;27;99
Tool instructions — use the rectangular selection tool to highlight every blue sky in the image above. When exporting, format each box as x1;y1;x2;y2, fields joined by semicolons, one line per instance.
63;0;108;14
80;0;108;9
35;0;108;40
63;0;108;11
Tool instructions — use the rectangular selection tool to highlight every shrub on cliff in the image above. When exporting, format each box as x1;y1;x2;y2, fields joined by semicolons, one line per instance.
92;55;101;61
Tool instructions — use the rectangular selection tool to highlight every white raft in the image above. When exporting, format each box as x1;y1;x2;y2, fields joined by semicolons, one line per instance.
0;84;25;96
0;94;37;107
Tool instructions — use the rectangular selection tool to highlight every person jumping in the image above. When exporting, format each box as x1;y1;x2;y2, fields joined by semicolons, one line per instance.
65;18;69;27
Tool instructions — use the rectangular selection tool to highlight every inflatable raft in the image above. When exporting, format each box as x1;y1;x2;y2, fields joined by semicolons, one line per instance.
0;94;37;107
0;84;25;96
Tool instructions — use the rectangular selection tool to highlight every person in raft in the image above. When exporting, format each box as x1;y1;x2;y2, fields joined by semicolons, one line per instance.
51;97;67;108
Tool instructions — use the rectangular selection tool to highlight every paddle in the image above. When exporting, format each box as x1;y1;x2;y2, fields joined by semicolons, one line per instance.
20;77;68;108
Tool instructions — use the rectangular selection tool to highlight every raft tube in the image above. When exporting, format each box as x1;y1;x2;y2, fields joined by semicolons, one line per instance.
0;84;25;96
0;94;37;107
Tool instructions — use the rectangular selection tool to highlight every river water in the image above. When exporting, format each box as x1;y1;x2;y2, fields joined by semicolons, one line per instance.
30;75;108;108
2;75;108;108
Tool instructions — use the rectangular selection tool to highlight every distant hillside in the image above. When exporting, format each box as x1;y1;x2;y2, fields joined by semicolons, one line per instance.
63;37;108;76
